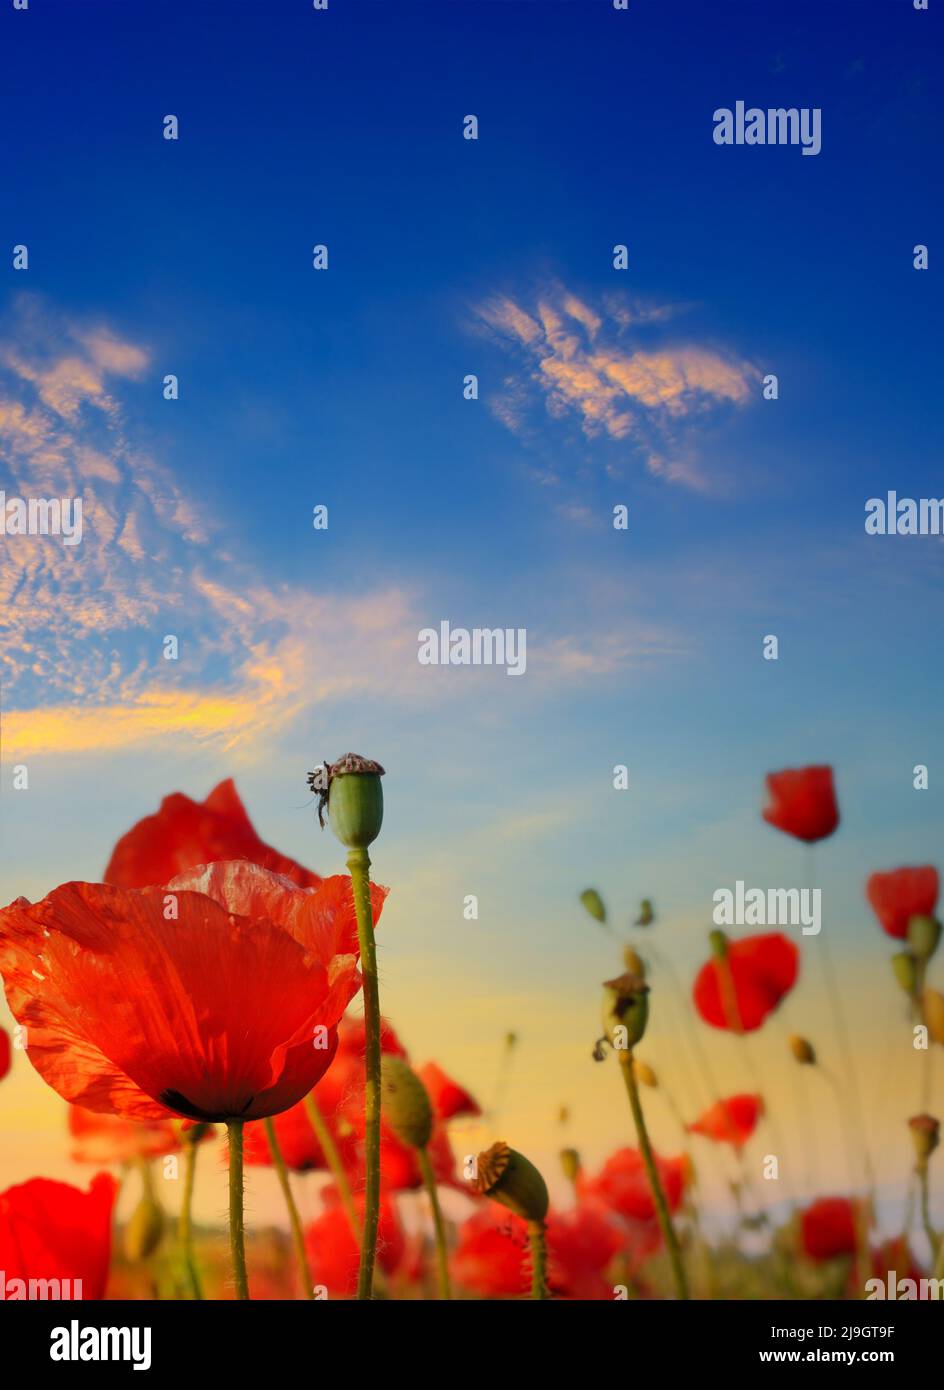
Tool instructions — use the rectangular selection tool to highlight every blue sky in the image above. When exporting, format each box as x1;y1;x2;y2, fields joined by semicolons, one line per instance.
1;0;943;1229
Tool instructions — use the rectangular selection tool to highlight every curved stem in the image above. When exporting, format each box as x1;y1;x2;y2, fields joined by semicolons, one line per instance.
918;1163;939;1265
527;1219;550;1300
620;1053;689;1299
177;1138;203;1300
226;1120;250;1300
417;1145;451;1299
264;1117;315;1300
348;846;381;1300
303;1093;361;1239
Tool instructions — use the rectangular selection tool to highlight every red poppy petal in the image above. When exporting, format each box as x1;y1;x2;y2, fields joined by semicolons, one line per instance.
865;866;939;940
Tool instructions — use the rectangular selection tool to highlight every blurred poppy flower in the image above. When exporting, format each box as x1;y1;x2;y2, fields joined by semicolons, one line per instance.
0;1025;9;1082
68;1104;195;1166
578;1147;687;1223
374;1121;458;1192
418;1061;481;1120
866;867;939;941
304;1190;405;1297
694;933;799;1032
0;1174;117;1299
0;863;385;1123
105;778;321;889
244;1091;358;1172
800;1196;862;1261
763;766;838;843
688;1094;763;1149
451;1204;623;1300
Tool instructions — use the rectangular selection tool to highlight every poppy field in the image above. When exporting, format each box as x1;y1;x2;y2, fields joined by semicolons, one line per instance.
0;761;941;1306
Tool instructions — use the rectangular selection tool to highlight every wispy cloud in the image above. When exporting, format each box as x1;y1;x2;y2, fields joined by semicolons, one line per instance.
0;297;684;758
473;285;759;490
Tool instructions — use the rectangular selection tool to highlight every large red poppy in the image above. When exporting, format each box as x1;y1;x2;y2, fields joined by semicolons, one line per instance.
688;1094;763;1148
800;1196;861;1261
763;765;838;843
577;1147;687;1223
0;1174;117;1300
304;1190;405;1298
865;867;939;941
104;778;321;889
0;1025;9;1082
0;863;385;1124
418;1061;481;1120
68;1104;193;1166
693;933;799;1032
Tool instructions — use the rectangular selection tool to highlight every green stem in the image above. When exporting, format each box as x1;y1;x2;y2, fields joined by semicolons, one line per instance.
264;1117;315;1300
348;846;381;1300
303;1093;361;1239
417;1145;451;1299
177;1138;203;1300
527;1219;550;1299
620;1053;689;1299
227;1120;250;1300
918;1163;939;1264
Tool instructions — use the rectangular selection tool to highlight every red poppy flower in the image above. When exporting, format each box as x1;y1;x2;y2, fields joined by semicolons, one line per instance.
304;1190;405;1298
68;1104;193;1166
578;1147;687;1223
0;1025;9;1082
800;1196;861;1261
418;1061;481;1120
105;778;321;889
0;862;386;1124
694;933;799;1032
451;1204;623;1300
688;1094;763;1149
373;1120;458;1192
763;765;838;843
0;1174;117;1300
245;1014;407;1173
866;867;939;941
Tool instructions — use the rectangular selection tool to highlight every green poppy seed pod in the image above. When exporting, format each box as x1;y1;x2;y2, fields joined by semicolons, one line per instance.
891;951;917;995
601;971;650;1050
380;1055;432;1150
923;988;944;1046
326;753;385;849
559;1147;581;1184
622;946;646;976
788;1034;816;1066
908;1113;940;1165
580;889;606;924
123;1196;164;1263
709;929;729;960
907;914;942;961
474;1141;549;1222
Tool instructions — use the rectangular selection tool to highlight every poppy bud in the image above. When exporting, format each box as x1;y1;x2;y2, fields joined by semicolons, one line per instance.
891;951;917;995
633;1058;658;1087
601;971;650;1050
559;1147;580;1183
908;1113;940;1165
923;988;944;1046
623;946;646;976
907;914;942;961
325;753;385;849
709;929;729;959
474;1141;549;1222
788;1035;816;1066
380;1055;432;1150
580;889;606;923
123;1195;164;1262
635;899;654;926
